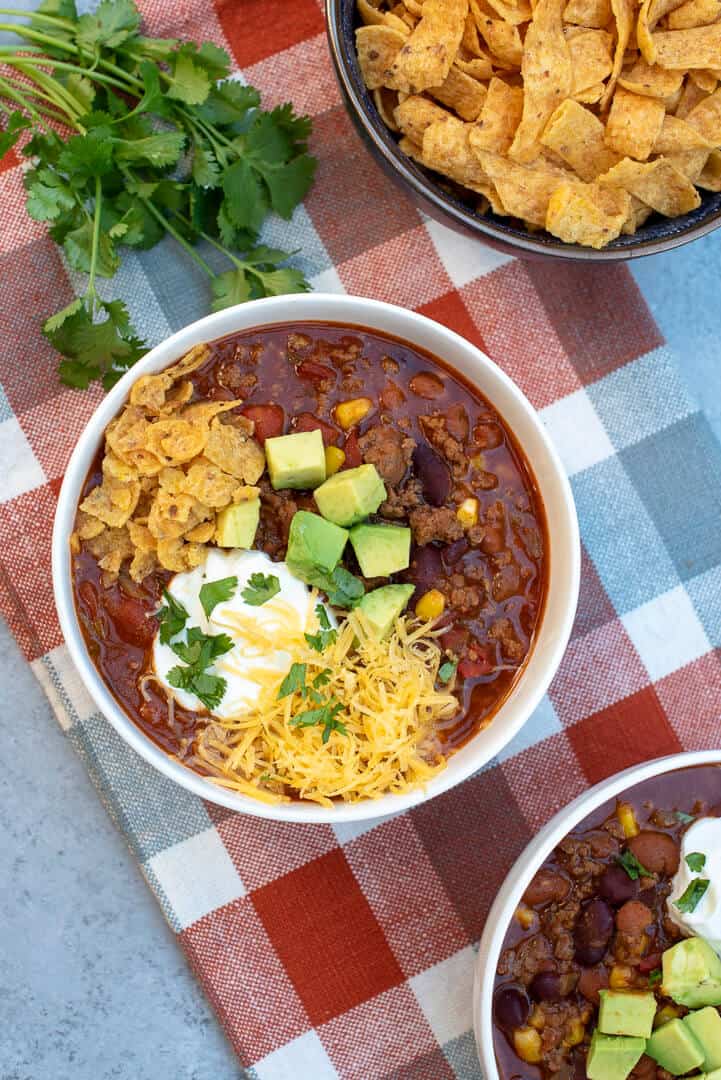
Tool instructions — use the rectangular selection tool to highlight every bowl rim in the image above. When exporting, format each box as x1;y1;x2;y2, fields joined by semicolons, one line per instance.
325;0;721;262
473;748;721;1078
52;291;580;824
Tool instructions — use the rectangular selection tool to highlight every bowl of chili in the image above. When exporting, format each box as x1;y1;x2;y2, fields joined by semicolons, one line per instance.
53;292;580;823
474;750;721;1079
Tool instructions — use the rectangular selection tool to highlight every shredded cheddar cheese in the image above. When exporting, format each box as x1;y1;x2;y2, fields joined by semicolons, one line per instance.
191;611;458;806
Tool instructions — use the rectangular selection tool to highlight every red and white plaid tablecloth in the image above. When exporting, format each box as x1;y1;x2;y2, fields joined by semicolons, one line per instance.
2;2;720;1077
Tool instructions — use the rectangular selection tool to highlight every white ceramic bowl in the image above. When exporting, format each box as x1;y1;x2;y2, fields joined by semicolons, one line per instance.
53;292;580;824
473;749;721;1078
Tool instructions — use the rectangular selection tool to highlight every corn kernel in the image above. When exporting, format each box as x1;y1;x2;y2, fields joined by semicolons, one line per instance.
335;397;372;430
616;801;639;838
513;1027;542;1064
654;1004;682;1028
529;1006;545;1031
470;452;486;470
563;1019;585;1047
609;965;634;989
324;445;345;476
457;497;479;528
415;589;445;622
515;905;535;930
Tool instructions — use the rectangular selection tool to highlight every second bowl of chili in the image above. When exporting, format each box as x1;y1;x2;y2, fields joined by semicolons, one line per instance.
53;292;580;823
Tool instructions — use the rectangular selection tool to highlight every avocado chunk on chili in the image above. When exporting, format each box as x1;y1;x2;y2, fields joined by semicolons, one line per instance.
598;990;657;1039
313;463;386;527
684;1007;721;1071
265;429;326;490
349;523;411;578
663;938;721;1008
215;499;260;549
647;1018;705;1074
286;511;348;581
586;1030;646;1080
358;584;414;640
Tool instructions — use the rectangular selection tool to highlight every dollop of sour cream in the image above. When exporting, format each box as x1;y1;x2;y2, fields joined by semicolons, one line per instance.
667;816;721;952
153;548;325;719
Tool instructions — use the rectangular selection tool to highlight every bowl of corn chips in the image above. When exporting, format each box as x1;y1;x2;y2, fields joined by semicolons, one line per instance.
326;0;721;257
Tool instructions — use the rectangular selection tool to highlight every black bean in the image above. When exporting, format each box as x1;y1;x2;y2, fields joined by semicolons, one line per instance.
413;443;451;506
598;864;639;906
529;971;563;1002
574;898;614;965
494;985;530;1030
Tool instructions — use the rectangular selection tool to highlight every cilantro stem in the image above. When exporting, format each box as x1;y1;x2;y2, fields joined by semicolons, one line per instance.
13;61;84;124
131;184;217;278
0;74;58;135
0;8;74;30
0;74;72;127
87;176;103;301
0;24;146;94
0;54;134;95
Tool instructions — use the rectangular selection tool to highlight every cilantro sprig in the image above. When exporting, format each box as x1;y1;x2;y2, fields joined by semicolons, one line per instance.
157;589;188;644
0;0;316;389
686;852;706;873
304;603;337;653
166;625;233;711
276;662;347;742
241;573;280;607
616;850;651;881
675;878;710;914
199;576;237;618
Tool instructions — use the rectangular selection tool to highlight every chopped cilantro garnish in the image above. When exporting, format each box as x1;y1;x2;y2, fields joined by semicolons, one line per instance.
616;850;651;881
167;665;226;711
290;700;347;744
304;566;364;609
157;589;189;644
241;573;281;607
305;604;338;652
277;662;307;700
675;810;695;824
648;969;662;986
438;659;458;683
199;576;238;618
686;852;706;873
675;878;710;914
166;626;233;711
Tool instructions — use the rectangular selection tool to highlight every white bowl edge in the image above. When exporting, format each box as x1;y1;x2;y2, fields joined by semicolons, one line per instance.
473;749;721;1078
52;292;581;824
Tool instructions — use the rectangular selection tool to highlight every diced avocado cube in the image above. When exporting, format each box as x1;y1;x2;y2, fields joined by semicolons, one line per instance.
215;498;260;548
286;511;348;584
358;584;415;640
663;938;721;1008
313;464;386;527
685;1008;721;1071
586;1030;646;1080
349;523;411;578
265;430;326;490
647;1017;705;1074
598;990;657;1039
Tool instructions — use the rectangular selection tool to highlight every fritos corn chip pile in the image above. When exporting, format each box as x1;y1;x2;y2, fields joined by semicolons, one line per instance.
355;0;721;248
71;344;265;581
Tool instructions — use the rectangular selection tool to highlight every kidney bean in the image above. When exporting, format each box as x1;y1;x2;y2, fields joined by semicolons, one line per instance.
458;656;494;679
409;371;445;399
523;869;571;907
473;421;503;449
529;971;563;1002
295;360;336;385
480;526;506;555
443;539;469;566
343;429;362;467
493;986;530;1031
599;864;639;906
412;443;451;506
639;952;662;974
616;900;654;936
380;381;406;410
241;403;284;445
440;625;469;654
577;966;609;1005
574;899;614;965
628;831;680;876
408;544;444;595
445;403;469;442
292;411;341;447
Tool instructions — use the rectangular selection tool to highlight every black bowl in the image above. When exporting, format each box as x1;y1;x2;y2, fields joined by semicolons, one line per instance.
326;0;721;261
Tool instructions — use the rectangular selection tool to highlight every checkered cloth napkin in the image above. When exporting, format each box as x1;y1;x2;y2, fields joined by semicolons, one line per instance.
2;2;721;1076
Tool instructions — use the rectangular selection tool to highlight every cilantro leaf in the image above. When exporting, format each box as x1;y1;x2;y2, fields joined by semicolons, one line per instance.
304;605;337;653
196;82;260;126
211;267;252;312
316;604;332;631
290;699;347;743
648;969;662;986
278;662;306;700
45;299;146;390
166;46;212;105
24;167;76;222
39;0;78;16
157;590;189;644
57;127;115;179
322;566;365;609
222;157;268;234
241;573;281;607
192;141;221;189
313;670;332;688
254;265;310;298
171;626;233;666
65;73;96;114
615;850;651;881
0;111;30;160
675;810;695;824
167;665;227;711
686;852;706;873
76;0;141;50
199;576;238;618
675;878;710;914
260;154;317;220
63;219;119;278
438;659;458;683
114;130;186;168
